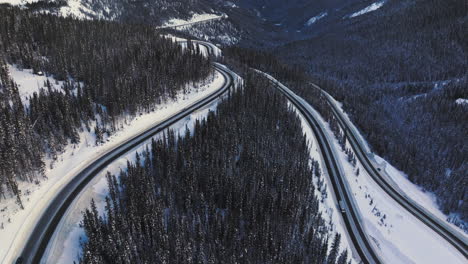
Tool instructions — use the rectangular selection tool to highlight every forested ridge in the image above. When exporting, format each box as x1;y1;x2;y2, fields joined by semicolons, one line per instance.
225;28;468;230
277;0;468;225
0;6;211;208
79;73;351;264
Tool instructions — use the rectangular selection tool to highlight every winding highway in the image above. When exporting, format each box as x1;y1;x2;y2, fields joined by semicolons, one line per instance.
15;34;467;264
316;87;468;258
15;64;234;264
257;71;382;264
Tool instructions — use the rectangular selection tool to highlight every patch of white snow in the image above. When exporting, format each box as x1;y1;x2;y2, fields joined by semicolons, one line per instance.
305;12;328;26
347;1;386;19
59;0;98;20
7;64;77;107
161;13;225;28
455;98;468;106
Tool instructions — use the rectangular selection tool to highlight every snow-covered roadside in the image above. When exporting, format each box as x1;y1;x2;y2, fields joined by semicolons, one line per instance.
373;155;468;234
43;96;224;264
325;92;468;236
289;102;358;263
314;101;466;263
0;69;225;264
328;127;465;263
59;0;101;20
161;16;239;46
260;71;465;263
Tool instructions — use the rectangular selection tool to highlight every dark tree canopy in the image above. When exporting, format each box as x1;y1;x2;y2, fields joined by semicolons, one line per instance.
0;6;211;207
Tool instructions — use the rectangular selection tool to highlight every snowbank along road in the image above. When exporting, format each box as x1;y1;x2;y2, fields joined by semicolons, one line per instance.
15;64;234;264
257;71;382;264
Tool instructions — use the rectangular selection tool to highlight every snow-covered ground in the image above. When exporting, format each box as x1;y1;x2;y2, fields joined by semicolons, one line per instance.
0;69;226;264
58;0;100;19
330;130;465;263
7;64;80;106
326;94;468;237
305;12;328;26
372;155;468;233
0;0;39;5
346;1;386;19
160;13;225;28
0;0;101;19
455;98;468;106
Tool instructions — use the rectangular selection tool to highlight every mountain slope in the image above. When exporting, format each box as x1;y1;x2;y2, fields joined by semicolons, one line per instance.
0;0;221;24
271;0;468;225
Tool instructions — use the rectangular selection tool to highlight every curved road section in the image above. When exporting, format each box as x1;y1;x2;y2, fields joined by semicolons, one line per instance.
16;64;234;264
257;70;382;264
315;87;468;258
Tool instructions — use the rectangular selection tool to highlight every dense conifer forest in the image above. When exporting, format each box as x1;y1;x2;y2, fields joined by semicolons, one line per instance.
0;6;211;208
281;0;468;225
79;73;351;264
225;37;468;229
